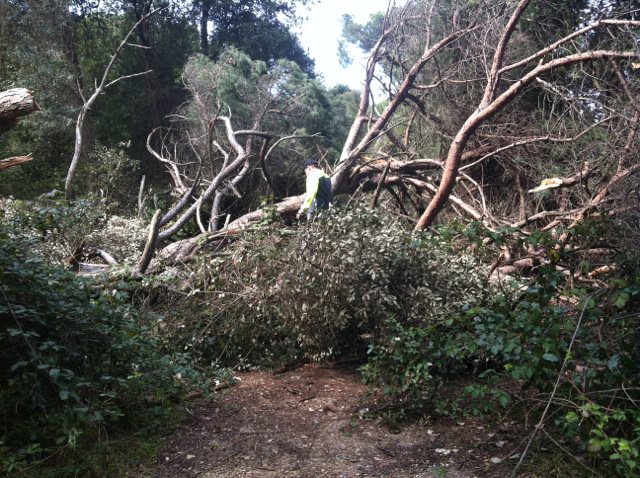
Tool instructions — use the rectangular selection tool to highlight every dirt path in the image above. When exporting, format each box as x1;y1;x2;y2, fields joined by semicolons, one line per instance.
146;364;512;478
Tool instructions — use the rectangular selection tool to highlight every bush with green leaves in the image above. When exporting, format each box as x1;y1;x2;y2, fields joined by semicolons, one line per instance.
163;207;492;367
76;142;140;211
269;209;490;356
473;268;640;476
361;221;640;476
0;225;205;476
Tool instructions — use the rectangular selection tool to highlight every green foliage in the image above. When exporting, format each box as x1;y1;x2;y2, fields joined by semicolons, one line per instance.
199;0;313;71
361;320;439;404
1;195;108;264
210;12;314;73
0;196;146;266
359;220;640;476
0;1;80;196
0;0;315;201
259;208;489;356
154;206;491;367
182;49;334;138
0;222;207;475
338;12;384;67
76;142;140;210
562;405;640;477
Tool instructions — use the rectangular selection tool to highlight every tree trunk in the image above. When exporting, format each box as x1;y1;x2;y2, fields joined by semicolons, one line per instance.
0;89;38;135
200;0;210;55
65;106;87;200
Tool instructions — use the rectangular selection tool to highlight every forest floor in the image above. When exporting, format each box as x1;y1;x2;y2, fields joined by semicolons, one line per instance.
143;364;522;478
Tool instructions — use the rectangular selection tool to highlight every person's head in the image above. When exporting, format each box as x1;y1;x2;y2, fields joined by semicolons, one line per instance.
303;159;319;175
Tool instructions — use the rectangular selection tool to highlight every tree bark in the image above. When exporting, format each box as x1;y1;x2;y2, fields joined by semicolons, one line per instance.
0;156;33;172
200;0;210;54
0;88;38;136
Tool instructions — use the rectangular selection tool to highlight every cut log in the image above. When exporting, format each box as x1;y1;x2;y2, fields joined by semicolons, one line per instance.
0;89;38;135
0;155;33;172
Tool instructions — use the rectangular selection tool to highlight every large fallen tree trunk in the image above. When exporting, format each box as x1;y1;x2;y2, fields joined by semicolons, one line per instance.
0;88;38;135
151;153;492;266
154;196;303;266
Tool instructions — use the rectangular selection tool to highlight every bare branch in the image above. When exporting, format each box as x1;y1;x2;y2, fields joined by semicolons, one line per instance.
104;69;153;90
333;19;477;189
147;127;188;194
158;116;249;241
416;48;640;230
500;19;640;75
483;0;532;105
460;116;612;172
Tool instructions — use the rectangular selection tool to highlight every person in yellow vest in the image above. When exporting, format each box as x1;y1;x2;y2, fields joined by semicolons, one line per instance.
296;160;332;219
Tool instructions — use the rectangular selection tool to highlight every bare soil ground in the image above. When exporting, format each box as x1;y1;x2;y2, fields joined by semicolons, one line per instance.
145;364;516;478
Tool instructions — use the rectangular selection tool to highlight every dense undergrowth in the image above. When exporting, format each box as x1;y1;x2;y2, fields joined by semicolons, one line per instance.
0;200;214;476
1;199;638;477
147;207;492;367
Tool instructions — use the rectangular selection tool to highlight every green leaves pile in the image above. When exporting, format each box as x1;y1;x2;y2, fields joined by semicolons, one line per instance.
172;207;491;366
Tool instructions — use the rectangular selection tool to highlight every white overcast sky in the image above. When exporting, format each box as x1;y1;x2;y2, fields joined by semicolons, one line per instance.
295;0;398;90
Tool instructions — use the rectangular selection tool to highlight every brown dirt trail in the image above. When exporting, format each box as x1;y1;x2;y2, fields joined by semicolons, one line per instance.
145;365;510;478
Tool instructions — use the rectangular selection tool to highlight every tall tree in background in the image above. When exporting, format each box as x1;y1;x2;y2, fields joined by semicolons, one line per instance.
195;0;314;72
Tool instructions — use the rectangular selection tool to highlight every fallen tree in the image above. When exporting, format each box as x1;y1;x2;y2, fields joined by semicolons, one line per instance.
145;0;638;272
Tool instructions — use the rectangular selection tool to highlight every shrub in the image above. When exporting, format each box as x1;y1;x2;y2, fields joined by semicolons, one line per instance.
361;221;640;476
76;142;140;211
160;207;492;366
474;268;640;477
0;223;201;475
